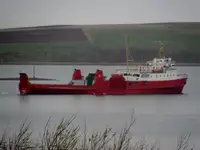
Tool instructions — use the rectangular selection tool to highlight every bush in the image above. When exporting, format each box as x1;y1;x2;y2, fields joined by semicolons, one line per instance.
0;112;194;150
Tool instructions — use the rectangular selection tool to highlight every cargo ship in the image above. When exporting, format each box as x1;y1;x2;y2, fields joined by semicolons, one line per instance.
18;37;188;95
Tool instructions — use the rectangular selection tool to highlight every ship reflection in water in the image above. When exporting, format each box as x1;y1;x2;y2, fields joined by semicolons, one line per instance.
0;64;197;150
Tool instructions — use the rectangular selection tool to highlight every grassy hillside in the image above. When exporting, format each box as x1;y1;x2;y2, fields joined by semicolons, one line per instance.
0;42;93;62
83;23;200;51
1;22;200;63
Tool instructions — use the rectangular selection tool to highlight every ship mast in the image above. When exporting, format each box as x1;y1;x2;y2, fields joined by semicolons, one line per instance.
158;41;164;58
154;40;166;58
125;35;134;70
33;66;35;79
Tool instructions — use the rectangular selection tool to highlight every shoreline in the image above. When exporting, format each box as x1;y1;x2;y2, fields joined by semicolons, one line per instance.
0;62;200;66
0;77;57;81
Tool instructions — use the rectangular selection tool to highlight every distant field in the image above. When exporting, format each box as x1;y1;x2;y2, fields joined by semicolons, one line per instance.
0;42;93;62
82;23;200;51
0;42;91;51
1;22;200;63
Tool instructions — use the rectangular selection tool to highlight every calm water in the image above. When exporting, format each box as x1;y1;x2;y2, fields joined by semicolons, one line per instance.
0;65;199;149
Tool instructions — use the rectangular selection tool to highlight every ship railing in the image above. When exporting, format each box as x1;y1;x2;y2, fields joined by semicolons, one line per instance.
116;68;138;73
177;73;188;78
164;68;177;72
116;65;152;71
116;68;152;73
168;68;176;70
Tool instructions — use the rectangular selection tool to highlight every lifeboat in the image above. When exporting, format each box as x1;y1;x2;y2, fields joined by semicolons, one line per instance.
152;67;164;73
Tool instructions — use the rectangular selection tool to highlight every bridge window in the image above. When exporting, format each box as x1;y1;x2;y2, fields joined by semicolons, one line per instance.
124;73;131;76
141;74;149;78
132;74;140;77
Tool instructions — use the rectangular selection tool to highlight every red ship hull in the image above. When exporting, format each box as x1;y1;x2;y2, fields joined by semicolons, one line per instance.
18;69;187;95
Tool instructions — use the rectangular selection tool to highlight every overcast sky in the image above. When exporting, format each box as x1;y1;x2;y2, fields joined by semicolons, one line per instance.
0;0;199;29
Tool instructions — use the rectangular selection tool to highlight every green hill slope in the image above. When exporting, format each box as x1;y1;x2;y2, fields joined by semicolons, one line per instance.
82;23;200;51
1;22;200;63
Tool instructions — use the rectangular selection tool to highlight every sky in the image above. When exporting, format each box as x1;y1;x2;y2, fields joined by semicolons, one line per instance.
0;0;199;29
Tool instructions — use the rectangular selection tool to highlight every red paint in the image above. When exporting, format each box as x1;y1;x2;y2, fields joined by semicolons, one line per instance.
18;69;188;95
72;69;82;80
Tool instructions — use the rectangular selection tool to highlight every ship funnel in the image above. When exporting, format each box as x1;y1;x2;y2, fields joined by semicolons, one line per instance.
72;69;82;80
95;69;103;77
93;69;105;95
19;73;29;94
19;73;29;84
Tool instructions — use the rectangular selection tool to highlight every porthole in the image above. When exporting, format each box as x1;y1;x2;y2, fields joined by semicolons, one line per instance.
143;81;148;85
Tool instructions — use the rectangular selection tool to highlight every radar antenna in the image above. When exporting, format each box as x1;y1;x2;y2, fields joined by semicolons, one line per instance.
153;40;170;58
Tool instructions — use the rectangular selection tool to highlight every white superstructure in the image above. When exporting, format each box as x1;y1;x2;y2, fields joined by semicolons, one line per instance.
116;57;187;81
115;36;187;82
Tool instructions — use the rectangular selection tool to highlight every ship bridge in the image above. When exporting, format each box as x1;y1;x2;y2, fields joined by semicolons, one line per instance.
146;57;175;68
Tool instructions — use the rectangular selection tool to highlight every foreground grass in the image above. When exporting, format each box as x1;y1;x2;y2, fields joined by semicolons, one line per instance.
0;113;194;150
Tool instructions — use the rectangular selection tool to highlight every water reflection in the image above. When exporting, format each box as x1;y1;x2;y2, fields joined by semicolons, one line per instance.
0;65;199;150
71;95;82;100
17;94;30;103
